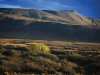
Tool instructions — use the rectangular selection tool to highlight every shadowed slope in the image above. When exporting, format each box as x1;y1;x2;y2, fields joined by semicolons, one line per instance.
0;13;100;43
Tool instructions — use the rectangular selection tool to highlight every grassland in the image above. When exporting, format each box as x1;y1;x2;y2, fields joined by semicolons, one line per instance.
0;38;100;75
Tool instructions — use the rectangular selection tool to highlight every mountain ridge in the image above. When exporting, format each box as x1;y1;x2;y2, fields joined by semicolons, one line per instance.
0;8;100;25
0;8;100;43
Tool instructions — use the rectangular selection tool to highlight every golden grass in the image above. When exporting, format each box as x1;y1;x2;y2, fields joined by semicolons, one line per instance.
0;38;100;48
0;38;100;74
0;38;100;54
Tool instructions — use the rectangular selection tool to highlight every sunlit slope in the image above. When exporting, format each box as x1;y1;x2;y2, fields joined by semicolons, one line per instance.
0;8;70;24
0;8;100;25
43;10;97;25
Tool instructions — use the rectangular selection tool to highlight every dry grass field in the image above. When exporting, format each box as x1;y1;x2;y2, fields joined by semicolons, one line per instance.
0;38;100;75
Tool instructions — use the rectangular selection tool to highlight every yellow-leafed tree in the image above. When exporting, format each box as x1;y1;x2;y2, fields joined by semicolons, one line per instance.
29;43;50;53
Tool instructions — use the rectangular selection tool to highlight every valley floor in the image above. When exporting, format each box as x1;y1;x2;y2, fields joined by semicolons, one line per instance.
0;38;100;75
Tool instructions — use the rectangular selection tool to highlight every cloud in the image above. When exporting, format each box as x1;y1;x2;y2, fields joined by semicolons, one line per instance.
41;1;73;10
23;0;73;10
0;4;24;8
0;0;74;10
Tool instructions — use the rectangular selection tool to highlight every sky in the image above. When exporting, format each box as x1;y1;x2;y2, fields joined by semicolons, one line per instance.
0;0;100;18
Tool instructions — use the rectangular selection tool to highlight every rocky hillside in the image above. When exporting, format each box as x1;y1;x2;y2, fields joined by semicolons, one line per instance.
0;8;100;25
0;8;100;42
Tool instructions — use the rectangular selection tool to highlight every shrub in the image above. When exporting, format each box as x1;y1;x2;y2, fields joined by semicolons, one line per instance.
0;48;6;54
29;43;50;53
5;45;14;49
36;56;61;66
74;67;85;74
87;63;100;73
65;51;82;58
0;44;3;49
2;51;14;56
38;52;59;61
0;65;11;73
12;46;30;51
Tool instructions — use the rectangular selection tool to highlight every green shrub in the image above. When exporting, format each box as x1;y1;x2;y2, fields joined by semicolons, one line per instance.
29;43;50;53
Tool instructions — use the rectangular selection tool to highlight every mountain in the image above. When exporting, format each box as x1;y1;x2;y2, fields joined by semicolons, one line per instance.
0;8;100;43
0;8;100;25
42;10;95;25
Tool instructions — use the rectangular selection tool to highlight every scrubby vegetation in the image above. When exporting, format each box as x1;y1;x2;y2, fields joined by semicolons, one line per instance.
0;41;100;75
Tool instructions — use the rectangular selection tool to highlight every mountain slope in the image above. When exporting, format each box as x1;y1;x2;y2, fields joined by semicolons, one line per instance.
0;8;70;24
0;8;99;25
87;17;100;25
0;12;100;43
43;10;94;25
